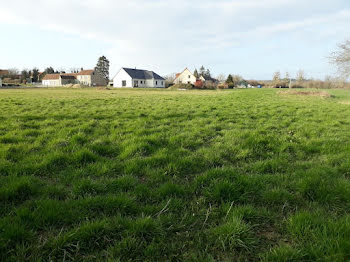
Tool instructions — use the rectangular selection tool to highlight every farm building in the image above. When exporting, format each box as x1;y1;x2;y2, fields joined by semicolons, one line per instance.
42;74;76;87
0;70;9;78
113;68;165;88
173;68;197;85
42;69;107;87
76;70;107;86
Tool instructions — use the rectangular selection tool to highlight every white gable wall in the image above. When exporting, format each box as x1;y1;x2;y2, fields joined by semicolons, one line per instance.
174;68;196;85
113;68;133;88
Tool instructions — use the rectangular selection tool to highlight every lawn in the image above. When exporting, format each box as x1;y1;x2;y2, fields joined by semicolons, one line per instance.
0;88;349;261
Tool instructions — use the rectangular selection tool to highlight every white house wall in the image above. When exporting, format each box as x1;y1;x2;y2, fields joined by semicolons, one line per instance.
42;79;61;86
113;68;165;88
174;68;196;85
113;69;133;88
153;79;165;88
132;78;148;88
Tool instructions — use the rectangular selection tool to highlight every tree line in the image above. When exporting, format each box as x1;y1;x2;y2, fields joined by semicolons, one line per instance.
2;56;110;84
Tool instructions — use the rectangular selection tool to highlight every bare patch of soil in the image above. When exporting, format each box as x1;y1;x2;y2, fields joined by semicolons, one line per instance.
278;90;333;98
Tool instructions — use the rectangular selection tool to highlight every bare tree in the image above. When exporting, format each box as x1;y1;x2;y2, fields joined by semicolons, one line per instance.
8;68;19;76
216;73;226;83
273;71;281;81
69;68;80;73
296;69;305;82
329;40;350;79
164;73;176;88
284;72;290;81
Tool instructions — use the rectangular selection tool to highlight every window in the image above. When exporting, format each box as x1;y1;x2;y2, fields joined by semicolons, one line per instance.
140;81;143;84
188;75;191;79
122;80;126;87
156;81;158;85
161;81;163;85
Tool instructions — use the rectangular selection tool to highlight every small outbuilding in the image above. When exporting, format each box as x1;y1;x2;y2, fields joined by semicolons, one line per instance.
42;74;76;87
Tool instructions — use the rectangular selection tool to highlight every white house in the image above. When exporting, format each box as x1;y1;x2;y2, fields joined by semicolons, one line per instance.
173;68;197;85
113;68;165;88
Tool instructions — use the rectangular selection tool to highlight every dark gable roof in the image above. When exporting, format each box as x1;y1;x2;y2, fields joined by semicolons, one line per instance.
61;75;76;80
201;75;218;82
123;68;164;80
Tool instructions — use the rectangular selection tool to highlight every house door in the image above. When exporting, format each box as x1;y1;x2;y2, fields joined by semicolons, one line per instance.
134;80;138;87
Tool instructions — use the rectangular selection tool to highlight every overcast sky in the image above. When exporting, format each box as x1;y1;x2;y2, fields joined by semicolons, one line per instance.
1;0;349;79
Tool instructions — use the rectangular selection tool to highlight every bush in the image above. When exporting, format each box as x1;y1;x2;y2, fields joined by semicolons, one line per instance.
168;83;193;90
217;83;228;89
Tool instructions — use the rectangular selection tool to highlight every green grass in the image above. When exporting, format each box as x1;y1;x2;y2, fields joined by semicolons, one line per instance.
0;88;350;261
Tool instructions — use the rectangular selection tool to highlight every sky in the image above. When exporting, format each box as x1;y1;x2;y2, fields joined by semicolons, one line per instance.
0;0;349;80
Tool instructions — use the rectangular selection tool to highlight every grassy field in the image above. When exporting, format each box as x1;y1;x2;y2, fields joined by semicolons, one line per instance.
0;88;349;261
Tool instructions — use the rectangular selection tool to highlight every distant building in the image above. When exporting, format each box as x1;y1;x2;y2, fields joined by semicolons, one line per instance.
0;70;9;77
76;70;107;86
42;69;107;87
174;68;218;87
173;68;197;85
199;75;219;84
113;68;165;88
0;69;21;85
42;74;76;86
0;78;2;87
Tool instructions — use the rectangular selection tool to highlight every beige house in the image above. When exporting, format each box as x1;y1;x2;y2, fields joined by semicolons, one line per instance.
77;70;107;86
173;68;197;85
42;74;76;86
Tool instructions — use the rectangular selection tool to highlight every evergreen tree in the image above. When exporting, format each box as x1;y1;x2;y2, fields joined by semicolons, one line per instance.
199;66;205;77
32;68;39;82
226;74;233;84
193;69;199;78
205;69;211;78
21;69;29;81
45;67;55;74
95;56;110;82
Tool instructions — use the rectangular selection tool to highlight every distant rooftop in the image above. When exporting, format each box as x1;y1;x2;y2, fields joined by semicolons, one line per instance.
123;68;164;80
